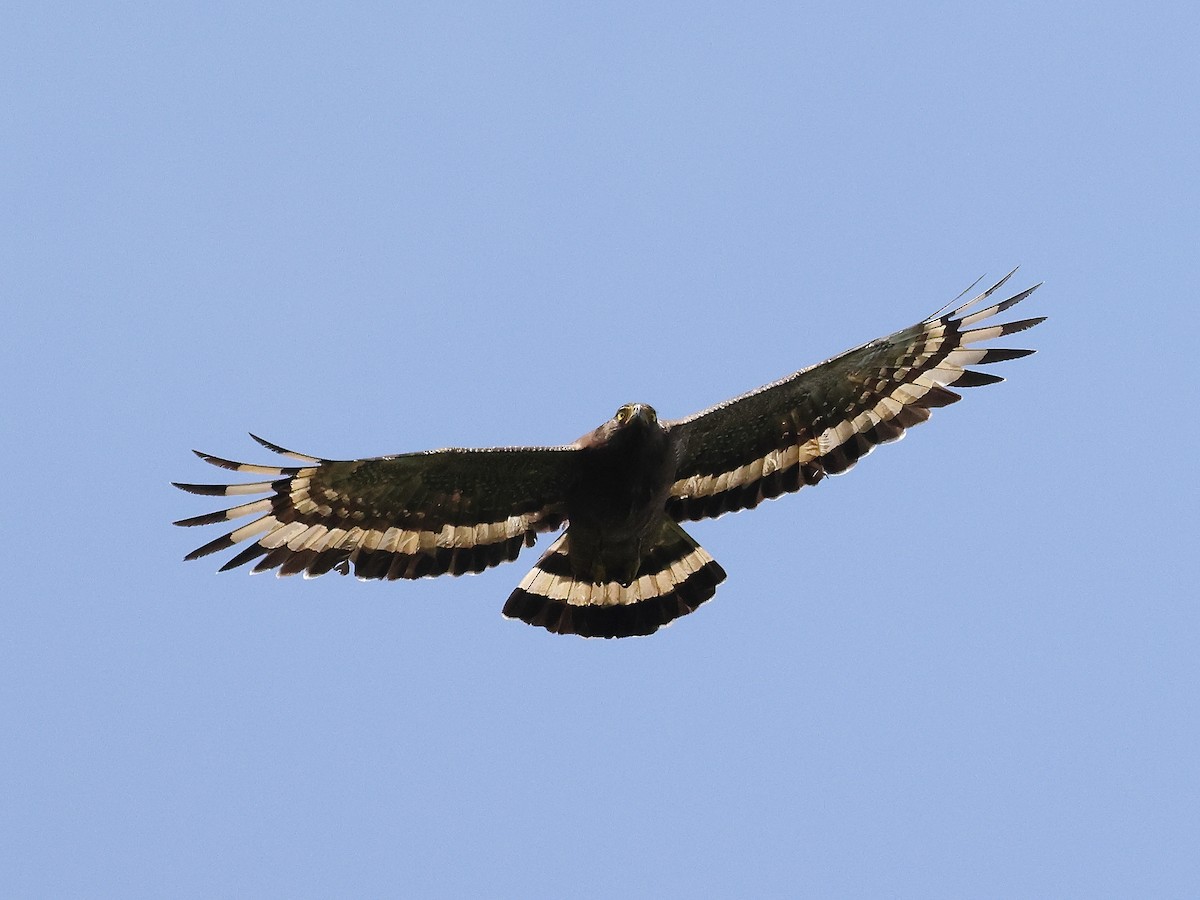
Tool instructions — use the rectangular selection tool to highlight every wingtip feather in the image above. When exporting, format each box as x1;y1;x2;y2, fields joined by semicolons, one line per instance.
183;532;237;561
248;433;322;462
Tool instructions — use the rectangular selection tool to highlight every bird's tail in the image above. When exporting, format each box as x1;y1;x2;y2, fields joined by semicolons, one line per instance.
502;520;726;638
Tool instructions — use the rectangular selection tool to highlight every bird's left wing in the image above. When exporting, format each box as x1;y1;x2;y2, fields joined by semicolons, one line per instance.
665;273;1044;521
174;435;578;579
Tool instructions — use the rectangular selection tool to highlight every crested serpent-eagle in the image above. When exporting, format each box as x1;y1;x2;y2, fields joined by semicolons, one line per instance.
175;272;1044;638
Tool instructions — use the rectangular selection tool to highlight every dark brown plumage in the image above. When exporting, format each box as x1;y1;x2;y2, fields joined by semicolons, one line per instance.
175;272;1044;637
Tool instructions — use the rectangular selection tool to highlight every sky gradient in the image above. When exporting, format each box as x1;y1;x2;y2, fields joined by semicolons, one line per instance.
4;2;1198;896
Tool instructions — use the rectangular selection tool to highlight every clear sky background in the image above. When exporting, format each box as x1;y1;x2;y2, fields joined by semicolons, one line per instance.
3;2;1198;897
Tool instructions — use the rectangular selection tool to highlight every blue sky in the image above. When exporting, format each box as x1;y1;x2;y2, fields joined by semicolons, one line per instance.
3;2;1198;896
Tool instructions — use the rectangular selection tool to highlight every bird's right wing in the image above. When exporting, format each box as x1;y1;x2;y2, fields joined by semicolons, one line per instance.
174;435;579;579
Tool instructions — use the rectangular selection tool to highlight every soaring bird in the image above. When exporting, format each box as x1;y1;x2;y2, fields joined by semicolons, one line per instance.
175;272;1044;638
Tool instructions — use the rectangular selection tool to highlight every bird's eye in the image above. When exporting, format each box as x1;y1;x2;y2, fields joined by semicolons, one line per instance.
616;405;631;423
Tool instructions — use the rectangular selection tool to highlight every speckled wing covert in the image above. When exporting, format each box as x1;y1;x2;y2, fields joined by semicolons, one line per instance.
174;438;577;579
663;271;1045;521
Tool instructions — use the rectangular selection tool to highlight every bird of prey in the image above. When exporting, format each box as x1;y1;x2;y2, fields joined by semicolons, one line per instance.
175;272;1044;638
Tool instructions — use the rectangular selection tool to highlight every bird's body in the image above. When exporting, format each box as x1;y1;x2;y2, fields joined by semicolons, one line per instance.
176;272;1045;637
567;404;674;583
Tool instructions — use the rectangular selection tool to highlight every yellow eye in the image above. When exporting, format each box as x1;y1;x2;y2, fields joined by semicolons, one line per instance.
615;405;632;423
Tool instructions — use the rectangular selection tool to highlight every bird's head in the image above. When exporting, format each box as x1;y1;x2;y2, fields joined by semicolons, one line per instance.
576;403;663;449
613;403;658;429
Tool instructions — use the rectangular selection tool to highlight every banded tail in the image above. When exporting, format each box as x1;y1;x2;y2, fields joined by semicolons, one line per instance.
502;521;726;638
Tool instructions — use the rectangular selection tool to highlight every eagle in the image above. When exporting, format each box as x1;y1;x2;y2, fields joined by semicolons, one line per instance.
175;272;1044;638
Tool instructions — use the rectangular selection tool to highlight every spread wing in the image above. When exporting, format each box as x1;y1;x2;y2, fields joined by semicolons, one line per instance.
174;435;578;579
664;272;1045;521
